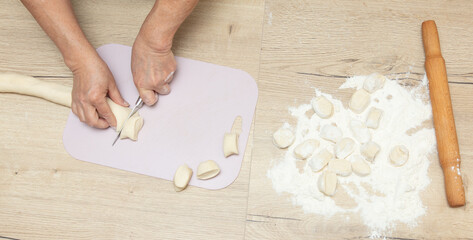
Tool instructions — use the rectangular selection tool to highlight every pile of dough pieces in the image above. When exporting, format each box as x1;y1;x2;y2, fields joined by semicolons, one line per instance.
173;116;242;192
273;74;410;196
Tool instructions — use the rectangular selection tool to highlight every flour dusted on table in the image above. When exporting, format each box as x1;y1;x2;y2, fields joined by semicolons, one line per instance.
267;74;436;237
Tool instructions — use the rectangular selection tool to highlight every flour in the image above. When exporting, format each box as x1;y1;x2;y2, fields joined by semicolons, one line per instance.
267;74;436;237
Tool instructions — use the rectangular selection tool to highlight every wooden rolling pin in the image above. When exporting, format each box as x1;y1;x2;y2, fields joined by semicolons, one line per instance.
422;20;465;207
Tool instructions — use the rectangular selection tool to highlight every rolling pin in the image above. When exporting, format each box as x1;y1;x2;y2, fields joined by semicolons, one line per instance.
422;20;465;207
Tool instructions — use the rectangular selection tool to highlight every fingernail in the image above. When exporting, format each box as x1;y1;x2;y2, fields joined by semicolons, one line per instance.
164;71;175;83
163;85;170;94
123;100;130;107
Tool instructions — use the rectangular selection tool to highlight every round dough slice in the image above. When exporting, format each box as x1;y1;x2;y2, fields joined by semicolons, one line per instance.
312;96;334;119
294;139;319;159
351;155;371;176
320;124;342;143
308;148;333;172
349;120;371;144
349;89;370;114
335;138;355;159
389;145;409;166
197;160;221;180
365;107;383;129
327;159;352;177
361;141;381;162
273;127;295;149
174;164;193;192
363;73;386;93
318;171;338;196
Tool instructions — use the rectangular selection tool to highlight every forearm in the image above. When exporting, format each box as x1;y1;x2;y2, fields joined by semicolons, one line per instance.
21;0;97;70
139;0;199;51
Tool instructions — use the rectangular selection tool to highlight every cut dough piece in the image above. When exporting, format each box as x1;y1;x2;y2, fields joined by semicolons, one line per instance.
294;139;320;159
320;124;342;143
366;107;383;129
308;148;333;172
335;138;355;159
349;120;371;144
328;159;352;176
174;164;193;192
389;145;409;167
273;127;295;149
312;96;334;119
349;89;370;113
351;155;371;176
231;116;243;135
361;141;381;162
363;73;386;93
107;98;144;141
223;133;239;157
318;171;338;196
197;160;220;180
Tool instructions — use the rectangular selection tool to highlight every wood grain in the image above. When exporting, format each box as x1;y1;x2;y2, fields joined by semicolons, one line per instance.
0;1;264;239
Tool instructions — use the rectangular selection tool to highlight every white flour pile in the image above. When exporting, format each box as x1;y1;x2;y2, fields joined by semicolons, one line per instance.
268;74;436;237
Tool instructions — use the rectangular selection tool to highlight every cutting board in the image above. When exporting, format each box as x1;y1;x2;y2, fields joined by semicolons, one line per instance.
63;44;258;190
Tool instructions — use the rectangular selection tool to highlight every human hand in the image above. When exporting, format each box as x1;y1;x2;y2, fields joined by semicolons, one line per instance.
70;55;129;128
131;33;177;106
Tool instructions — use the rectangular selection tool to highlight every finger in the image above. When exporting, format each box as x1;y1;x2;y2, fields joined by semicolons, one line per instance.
138;88;158;106
71;102;84;122
155;83;171;95
84;104;109;129
108;81;129;107
77;106;86;123
95;99;117;128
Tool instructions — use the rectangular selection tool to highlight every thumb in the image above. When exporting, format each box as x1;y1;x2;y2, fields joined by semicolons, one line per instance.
138;88;158;106
108;82;129;107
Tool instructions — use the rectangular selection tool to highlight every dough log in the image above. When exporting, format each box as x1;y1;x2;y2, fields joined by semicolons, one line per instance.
0;73;143;141
0;72;72;107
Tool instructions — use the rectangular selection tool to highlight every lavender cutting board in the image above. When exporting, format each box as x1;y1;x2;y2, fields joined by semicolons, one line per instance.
63;44;258;190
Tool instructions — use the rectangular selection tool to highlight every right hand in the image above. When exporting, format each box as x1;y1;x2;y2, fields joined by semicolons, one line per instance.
70;55;129;128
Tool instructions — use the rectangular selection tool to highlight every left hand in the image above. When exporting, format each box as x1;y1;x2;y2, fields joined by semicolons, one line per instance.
131;33;177;106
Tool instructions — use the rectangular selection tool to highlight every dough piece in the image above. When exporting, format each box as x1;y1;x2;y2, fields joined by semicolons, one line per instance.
366;107;383;129
294;139;320;159
334;138;355;159
231;116;243;135
312;96;334;119
107;98;144;141
349;89;370;114
273;128;295;149
320;124;342;143
361;141;381;162
389;145;409;166
349;120;371;144
328;159;352;176
351;155;371;176
363;73;386;93
308;148;333;172
0;72;72;107
318;171;338;196
197;160;220;180
223;133;239;157
174;164;193;192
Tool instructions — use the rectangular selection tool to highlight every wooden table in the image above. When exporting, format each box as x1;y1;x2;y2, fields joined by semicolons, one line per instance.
1;1;472;239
